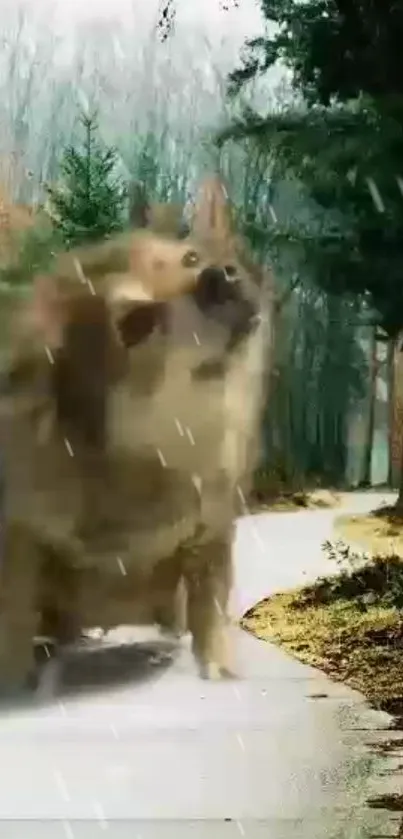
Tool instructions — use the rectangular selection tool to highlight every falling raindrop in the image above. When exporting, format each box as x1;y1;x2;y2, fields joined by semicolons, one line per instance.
175;418;184;436
186;427;195;446
73;258;87;284
214;597;223;615
64;438;74;457
236;485;246;505
192;474;202;494
236;733;245;751
117;557;127;576
44;346;54;365
268;204;277;223
157;448;167;467
366;177;385;213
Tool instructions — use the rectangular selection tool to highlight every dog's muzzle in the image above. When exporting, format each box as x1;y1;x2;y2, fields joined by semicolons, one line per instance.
193;266;261;347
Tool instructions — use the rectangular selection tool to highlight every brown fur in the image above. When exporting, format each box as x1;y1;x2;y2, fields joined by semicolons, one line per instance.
0;176;271;687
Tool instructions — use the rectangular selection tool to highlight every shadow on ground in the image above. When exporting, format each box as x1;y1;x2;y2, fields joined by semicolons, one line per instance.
0;636;179;715
60;637;178;697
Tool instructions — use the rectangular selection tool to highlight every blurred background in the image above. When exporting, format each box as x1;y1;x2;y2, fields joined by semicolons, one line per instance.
0;0;398;504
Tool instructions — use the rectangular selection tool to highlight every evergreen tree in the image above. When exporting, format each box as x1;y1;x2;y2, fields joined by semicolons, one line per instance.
220;0;403;493
221;0;403;339
47;111;127;248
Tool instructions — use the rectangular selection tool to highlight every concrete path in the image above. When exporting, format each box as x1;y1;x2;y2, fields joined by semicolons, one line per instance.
233;489;396;616
0;490;401;839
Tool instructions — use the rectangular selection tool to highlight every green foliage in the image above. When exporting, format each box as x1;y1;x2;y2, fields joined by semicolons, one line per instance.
228;1;403;106
268;283;366;484
295;553;403;611
47;111;127;248
223;1;403;338
216;129;368;487
0;218;62;355
227;100;403;336
0;219;61;289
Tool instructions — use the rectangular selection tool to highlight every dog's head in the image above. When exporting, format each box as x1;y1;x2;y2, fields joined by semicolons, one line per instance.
23;176;263;362
104;176;263;380
4;177;266;450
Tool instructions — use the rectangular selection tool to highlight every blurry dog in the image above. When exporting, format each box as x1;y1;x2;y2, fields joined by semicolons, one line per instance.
0;176;271;689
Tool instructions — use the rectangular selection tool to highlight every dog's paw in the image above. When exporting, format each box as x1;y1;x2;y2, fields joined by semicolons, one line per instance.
219;665;239;681
34;658;62;702
199;661;239;681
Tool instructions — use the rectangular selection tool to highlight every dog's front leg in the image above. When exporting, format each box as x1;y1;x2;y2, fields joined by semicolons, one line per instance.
0;523;40;696
150;556;188;639
185;536;235;680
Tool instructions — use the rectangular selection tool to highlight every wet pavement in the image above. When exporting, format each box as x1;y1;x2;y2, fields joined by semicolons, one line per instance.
0;490;401;838
232;489;396;616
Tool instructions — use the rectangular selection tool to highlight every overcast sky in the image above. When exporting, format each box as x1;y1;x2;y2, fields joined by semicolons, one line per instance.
42;0;266;63
0;0;273;95
57;0;263;32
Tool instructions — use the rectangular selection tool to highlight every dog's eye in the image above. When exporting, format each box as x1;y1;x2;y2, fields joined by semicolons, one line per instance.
224;264;237;279
182;250;200;268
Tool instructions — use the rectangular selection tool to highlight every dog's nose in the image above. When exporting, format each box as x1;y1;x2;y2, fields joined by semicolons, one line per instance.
193;266;261;348
193;266;231;309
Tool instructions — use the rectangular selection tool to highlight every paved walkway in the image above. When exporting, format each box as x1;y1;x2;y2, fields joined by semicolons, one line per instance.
0;491;401;838
233;489;396;615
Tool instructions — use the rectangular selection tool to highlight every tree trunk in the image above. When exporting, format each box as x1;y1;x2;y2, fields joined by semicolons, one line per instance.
389;334;403;496
387;337;396;487
396;440;403;509
360;327;377;487
396;339;403;507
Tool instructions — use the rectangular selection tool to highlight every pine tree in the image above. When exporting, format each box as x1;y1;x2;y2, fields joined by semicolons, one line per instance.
222;0;403;339
47;111;127;248
222;0;403;496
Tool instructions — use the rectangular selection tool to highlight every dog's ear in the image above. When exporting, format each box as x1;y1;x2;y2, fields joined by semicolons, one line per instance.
191;175;233;242
128;181;186;238
145;202;187;238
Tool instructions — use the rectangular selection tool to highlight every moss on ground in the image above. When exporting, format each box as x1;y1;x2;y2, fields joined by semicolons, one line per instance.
250;487;341;513
336;506;403;557
244;514;403;825
242;554;403;720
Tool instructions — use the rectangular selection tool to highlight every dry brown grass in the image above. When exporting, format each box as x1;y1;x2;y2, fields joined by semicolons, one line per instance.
336;506;403;557
242;554;403;720
250;485;341;513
